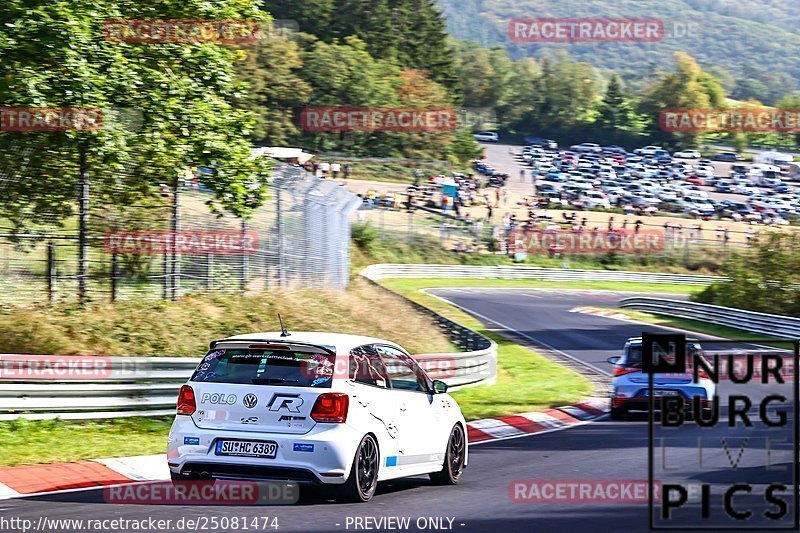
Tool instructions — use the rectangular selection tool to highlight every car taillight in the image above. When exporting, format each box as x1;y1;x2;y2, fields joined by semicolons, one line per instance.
311;393;349;423
177;385;196;415
613;366;640;377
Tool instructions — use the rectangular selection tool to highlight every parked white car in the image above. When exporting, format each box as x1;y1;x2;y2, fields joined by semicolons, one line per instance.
473;132;499;142
674;150;701;159
580;190;611;209
168;332;468;502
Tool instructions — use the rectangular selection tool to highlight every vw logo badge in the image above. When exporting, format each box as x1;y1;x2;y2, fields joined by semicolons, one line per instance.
243;394;258;409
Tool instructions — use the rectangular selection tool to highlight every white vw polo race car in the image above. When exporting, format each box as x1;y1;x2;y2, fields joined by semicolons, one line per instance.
168;332;468;502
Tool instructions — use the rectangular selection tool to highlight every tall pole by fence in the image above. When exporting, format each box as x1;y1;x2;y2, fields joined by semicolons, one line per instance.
77;145;89;306
111;251;118;303
276;186;284;288
171;175;181;301
240;218;249;293
47;242;56;303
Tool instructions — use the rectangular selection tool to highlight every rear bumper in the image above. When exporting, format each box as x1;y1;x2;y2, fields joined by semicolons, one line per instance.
167;416;359;485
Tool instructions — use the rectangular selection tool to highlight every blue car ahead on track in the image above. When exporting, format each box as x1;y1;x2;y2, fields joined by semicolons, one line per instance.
607;337;716;420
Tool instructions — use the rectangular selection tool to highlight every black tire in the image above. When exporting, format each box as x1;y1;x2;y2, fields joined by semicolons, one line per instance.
339;434;380;503
610;406;627;420
430;424;466;485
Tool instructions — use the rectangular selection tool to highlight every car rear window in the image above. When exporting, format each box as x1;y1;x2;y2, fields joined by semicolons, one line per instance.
191;349;335;388
624;344;701;366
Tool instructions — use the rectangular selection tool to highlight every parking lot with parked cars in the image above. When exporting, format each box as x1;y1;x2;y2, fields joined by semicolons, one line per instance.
512;142;799;225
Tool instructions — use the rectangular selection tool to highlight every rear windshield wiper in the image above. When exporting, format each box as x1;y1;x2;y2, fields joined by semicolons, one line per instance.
251;378;300;384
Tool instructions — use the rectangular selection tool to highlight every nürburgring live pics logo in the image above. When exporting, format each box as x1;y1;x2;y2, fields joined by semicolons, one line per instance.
644;333;799;529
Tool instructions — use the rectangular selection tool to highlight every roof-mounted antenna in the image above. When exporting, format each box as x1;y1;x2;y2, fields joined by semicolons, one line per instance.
278;314;291;337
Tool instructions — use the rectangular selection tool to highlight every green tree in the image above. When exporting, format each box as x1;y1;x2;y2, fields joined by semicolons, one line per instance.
639;52;727;148
234;32;312;145
596;75;645;143
695;233;800;316
266;0;458;89
0;0;274;302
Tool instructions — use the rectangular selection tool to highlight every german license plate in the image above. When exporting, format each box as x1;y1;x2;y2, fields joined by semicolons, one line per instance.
645;389;678;397
215;439;277;458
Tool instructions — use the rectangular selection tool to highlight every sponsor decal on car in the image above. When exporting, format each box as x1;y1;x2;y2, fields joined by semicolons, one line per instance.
200;393;237;405
266;393;304;413
292;443;314;453
183;437;201;445
243;393;258;409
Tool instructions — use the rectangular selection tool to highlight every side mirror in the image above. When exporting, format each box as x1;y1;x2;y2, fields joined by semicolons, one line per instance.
607;356;621;365
433;380;448;394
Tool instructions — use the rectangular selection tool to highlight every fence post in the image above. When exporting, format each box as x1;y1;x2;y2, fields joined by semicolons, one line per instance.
240;219;249;293
111;250;118;302
276;186;284;288
162;249;169;300
206;253;214;291
171;175;181;300
77;146;89;306
47;241;56;303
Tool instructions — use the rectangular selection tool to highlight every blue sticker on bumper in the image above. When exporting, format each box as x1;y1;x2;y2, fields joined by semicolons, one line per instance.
385;456;397;467
293;443;314;453
184;437;200;445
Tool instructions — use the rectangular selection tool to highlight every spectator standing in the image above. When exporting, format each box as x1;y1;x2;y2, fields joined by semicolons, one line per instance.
331;161;341;178
344;163;352;179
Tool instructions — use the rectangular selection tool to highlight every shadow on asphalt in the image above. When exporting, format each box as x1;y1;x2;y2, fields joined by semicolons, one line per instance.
15;476;436;507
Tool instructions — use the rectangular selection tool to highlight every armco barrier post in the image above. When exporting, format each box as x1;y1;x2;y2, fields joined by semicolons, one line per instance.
47;241;56;303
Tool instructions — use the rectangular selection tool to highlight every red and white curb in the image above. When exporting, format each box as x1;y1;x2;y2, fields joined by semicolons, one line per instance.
570;306;631;321
0;399;608;500
0;455;168;499
466;396;608;444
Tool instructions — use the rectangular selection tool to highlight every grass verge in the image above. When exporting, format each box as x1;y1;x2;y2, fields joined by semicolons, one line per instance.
379;278;596;420
0;418;173;467
0;278;454;357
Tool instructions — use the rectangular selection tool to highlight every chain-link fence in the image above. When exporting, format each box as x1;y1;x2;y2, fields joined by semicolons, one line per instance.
0;165;360;306
355;201;761;272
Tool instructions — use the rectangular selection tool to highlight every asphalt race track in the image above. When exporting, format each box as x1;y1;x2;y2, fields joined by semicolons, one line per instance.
3;289;796;533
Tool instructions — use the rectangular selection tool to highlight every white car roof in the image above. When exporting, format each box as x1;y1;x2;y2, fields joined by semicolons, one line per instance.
217;331;403;354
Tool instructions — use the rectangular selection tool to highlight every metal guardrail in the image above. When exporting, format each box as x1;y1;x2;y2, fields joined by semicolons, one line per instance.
0;329;497;420
362;263;725;285
619;297;800;339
